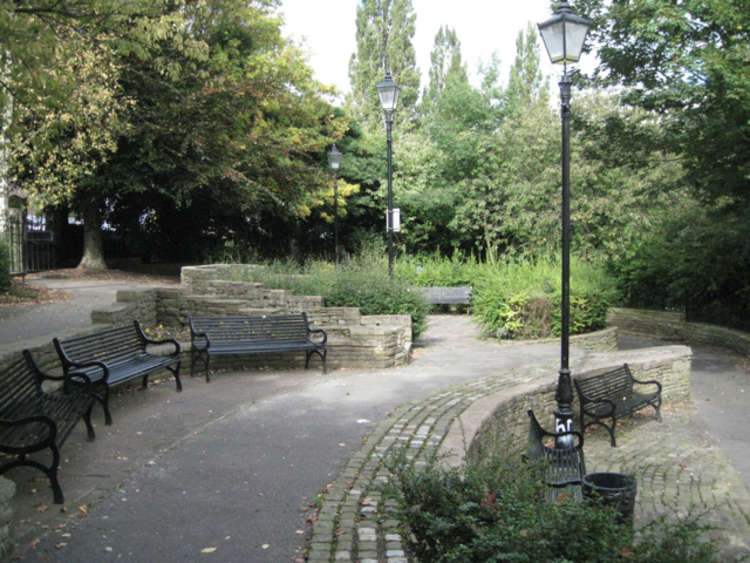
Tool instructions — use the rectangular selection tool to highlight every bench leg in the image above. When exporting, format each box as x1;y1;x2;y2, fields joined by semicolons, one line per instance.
306;349;327;373
83;404;96;441
2;450;65;504
167;362;182;391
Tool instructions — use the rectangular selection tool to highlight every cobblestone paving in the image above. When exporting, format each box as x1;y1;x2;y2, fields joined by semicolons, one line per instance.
307;371;750;562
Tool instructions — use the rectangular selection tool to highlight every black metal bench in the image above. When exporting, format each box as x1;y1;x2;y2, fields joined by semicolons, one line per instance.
527;409;586;503
417;286;473;306
0;351;96;504
189;313;327;381
53;320;182;425
574;363;662;447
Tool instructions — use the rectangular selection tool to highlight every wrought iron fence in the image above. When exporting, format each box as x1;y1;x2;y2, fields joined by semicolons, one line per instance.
4;214;55;274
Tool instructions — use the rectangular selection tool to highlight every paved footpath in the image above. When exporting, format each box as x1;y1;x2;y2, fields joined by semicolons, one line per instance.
2;281;750;562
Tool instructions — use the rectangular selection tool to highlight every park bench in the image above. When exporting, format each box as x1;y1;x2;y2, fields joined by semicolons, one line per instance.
53;320;182;426
417;286;472;306
527;409;586;503
574;363;662;447
189;313;328;381
0;351;96;504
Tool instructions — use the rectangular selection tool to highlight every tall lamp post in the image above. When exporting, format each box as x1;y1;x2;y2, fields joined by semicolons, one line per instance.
375;69;400;276
537;1;592;446
328;144;342;269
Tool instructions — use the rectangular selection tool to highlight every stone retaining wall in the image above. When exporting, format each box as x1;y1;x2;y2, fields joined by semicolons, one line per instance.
0;477;15;561
607;307;750;357
441;345;692;467
87;264;412;371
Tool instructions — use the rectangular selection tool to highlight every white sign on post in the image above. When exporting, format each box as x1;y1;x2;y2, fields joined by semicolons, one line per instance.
386;209;401;232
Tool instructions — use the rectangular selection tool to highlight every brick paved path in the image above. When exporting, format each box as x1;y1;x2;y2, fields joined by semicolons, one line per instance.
308;367;750;562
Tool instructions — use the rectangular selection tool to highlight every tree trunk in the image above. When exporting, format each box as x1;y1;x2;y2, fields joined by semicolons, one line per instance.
77;203;107;270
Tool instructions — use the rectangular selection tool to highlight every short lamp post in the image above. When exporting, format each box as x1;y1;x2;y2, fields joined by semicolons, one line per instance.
328;144;342;269
537;1;592;446
375;69;400;276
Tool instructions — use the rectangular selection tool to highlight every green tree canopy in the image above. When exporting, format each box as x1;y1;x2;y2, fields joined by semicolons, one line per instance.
577;0;750;200
347;0;420;131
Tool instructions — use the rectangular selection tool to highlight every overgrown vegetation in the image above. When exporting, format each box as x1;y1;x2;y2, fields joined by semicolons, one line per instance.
383;452;717;562
222;252;432;338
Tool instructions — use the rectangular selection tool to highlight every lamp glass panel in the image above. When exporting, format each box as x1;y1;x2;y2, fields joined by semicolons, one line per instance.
376;81;400;112
539;20;566;63
563;21;590;62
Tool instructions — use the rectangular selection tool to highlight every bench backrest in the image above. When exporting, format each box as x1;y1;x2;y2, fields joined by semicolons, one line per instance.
55;322;145;368
0;352;42;418
191;314;311;343
418;286;472;305
575;364;633;401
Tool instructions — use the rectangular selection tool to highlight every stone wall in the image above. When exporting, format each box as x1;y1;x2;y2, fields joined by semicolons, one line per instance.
88;265;413;371
443;345;692;467
0;477;15;561
607;307;750;357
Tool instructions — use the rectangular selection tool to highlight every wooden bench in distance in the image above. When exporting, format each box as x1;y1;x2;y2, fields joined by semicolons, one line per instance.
0;351;96;503
189;313;327;381
53;320;182;425
418;286;473;306
574;363;662;447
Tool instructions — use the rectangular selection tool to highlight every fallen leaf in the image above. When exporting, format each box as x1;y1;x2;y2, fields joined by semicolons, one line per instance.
29;538;41;550
55;542;68;549
261;544;270;550
77;505;88;514
36;504;48;513
201;547;217;553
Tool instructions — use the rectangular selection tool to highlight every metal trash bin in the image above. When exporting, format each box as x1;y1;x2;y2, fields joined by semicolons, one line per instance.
582;472;637;526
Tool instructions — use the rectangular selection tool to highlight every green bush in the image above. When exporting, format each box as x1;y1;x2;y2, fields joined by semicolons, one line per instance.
472;257;621;339
0;240;11;292
383;451;716;562
394;250;484;287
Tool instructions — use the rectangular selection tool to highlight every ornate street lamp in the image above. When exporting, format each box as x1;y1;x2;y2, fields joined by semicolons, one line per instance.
375;69;400;276
328;144;342;269
538;1;592;446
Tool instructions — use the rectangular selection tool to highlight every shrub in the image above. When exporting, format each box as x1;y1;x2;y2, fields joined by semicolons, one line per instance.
472;257;621;339
0;240;11;292
383;451;716;562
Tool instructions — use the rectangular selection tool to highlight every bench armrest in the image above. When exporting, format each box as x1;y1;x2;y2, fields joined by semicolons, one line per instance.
134;321;180;356
65;359;110;383
580;395;616;417
0;415;56;447
630;374;662;394
308;328;327;345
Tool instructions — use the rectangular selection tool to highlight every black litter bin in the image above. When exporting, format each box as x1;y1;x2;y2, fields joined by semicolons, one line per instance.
582;472;637;526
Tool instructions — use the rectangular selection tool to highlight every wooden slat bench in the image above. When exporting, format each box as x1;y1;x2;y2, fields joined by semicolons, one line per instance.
574;363;662;447
417;286;473;306
527;409;586;503
53;320;182;426
0;351;96;504
189;313;328;382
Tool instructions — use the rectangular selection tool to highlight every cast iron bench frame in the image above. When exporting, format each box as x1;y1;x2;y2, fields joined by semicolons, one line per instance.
53;320;182;426
0;351;96;504
527;409;586;503
574;363;662;447
189;313;327;382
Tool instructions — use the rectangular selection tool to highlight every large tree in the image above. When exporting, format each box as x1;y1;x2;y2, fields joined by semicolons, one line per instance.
9;0;347;266
347;0;420;131
421;25;468;117
576;0;750;200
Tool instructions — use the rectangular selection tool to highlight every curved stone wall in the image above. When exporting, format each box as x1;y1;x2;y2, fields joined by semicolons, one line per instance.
439;345;692;467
